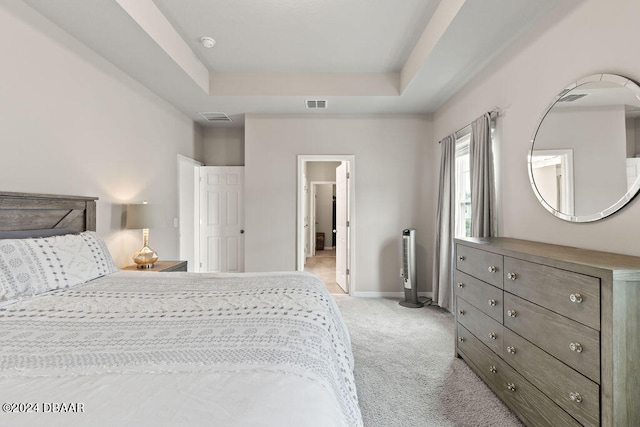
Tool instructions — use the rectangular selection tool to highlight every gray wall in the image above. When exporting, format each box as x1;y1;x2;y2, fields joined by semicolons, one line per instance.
432;0;640;256
202;127;245;166
245;114;434;295
0;2;199;267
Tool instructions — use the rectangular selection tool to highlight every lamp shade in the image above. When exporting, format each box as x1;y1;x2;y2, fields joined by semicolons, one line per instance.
126;203;162;229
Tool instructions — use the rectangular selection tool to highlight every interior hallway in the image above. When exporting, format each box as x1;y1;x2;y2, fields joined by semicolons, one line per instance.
304;248;347;295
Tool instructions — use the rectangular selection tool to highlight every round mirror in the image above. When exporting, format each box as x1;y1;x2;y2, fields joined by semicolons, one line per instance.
528;73;640;222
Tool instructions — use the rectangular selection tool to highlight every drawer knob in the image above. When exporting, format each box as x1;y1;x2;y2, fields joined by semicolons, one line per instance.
458;256;465;261
506;383;516;392
507;309;517;318
570;293;583;304
569;392;583;403
459;309;465;315
489;332;497;340
488;299;496;307
507;272;517;281
459;337;465;343
489;365;497;374
506;346;516;355
457;282;464;288
488;266;497;273
569;342;583;353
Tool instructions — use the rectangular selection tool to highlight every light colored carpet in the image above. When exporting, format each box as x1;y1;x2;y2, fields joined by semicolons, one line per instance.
333;296;523;427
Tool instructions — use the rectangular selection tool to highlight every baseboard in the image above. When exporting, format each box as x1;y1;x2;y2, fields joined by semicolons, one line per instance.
352;291;433;299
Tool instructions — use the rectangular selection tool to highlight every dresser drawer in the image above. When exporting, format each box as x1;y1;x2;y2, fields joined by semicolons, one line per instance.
503;257;600;330
457;297;503;354
502;329;599;426
457;324;580;427
456;244;504;288
504;293;600;383
454;270;503;323
499;359;581;427
457;323;504;392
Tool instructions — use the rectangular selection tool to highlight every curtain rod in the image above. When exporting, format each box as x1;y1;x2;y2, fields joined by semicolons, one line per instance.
440;108;501;143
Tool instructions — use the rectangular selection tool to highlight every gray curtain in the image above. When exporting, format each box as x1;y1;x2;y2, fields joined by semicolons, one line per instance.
470;113;495;238
432;134;456;311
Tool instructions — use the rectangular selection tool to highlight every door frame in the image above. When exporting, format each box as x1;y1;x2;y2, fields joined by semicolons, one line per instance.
310;181;335;257
530;149;575;216
297;155;355;295
177;154;202;272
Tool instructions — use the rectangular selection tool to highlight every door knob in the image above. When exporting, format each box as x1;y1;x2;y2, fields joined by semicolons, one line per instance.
240;229;245;234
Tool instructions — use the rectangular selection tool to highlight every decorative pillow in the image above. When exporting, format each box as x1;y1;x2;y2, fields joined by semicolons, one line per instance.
0;231;117;304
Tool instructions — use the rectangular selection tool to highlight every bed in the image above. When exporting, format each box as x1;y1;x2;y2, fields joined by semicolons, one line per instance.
0;192;363;426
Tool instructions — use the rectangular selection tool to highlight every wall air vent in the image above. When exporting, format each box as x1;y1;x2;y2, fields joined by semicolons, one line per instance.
305;100;328;109
199;112;232;122
557;94;588;103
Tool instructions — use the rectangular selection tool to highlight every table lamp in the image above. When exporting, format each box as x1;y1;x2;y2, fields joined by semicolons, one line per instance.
126;202;161;268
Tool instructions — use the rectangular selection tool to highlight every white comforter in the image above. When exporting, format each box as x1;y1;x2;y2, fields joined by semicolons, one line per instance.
0;271;362;426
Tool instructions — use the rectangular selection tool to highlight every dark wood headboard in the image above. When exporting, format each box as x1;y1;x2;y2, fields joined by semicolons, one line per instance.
0;191;97;232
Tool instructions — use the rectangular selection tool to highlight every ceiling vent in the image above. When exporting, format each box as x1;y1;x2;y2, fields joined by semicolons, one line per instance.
199;112;232;122
557;93;588;103
305;100;327;109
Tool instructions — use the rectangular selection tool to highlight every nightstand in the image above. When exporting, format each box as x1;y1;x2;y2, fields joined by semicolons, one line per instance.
122;260;187;272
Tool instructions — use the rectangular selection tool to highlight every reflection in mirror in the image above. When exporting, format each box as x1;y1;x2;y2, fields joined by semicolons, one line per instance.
530;149;574;215
529;73;640;222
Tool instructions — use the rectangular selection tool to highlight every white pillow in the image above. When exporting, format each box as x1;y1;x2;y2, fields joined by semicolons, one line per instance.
0;231;117;304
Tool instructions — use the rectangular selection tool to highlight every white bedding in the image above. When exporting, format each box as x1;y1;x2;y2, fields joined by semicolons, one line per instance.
0;271;362;426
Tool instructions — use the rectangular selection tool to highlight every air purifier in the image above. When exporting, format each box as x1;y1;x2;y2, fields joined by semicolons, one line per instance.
399;228;423;308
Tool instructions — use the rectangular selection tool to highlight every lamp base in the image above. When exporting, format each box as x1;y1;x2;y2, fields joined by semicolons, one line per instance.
133;245;158;269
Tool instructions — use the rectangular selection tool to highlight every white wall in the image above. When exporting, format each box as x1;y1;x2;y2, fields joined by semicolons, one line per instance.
0;2;200;267
244;114;433;294
432;0;640;256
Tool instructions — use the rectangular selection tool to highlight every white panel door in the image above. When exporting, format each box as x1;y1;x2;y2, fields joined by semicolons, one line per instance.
200;166;245;272
335;162;349;292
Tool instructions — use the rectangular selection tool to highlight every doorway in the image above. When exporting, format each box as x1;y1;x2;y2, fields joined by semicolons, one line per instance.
297;155;355;295
177;155;202;271
306;181;343;295
309;181;335;257
530;149;574;215
178;158;245;273
199;166;245;273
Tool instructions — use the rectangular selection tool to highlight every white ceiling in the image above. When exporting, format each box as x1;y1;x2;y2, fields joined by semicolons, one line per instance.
156;0;441;73
23;0;575;127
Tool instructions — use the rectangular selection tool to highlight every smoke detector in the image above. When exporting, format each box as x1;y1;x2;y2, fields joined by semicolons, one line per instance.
200;37;216;48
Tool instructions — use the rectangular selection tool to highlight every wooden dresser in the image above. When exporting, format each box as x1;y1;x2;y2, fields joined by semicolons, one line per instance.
454;237;640;426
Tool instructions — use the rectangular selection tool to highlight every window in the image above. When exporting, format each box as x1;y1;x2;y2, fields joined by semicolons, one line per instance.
455;132;471;238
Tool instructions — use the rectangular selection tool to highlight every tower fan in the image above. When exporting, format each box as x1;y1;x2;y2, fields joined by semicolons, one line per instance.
399;229;423;308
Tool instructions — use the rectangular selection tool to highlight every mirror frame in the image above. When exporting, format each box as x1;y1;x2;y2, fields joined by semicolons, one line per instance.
528;73;640;222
